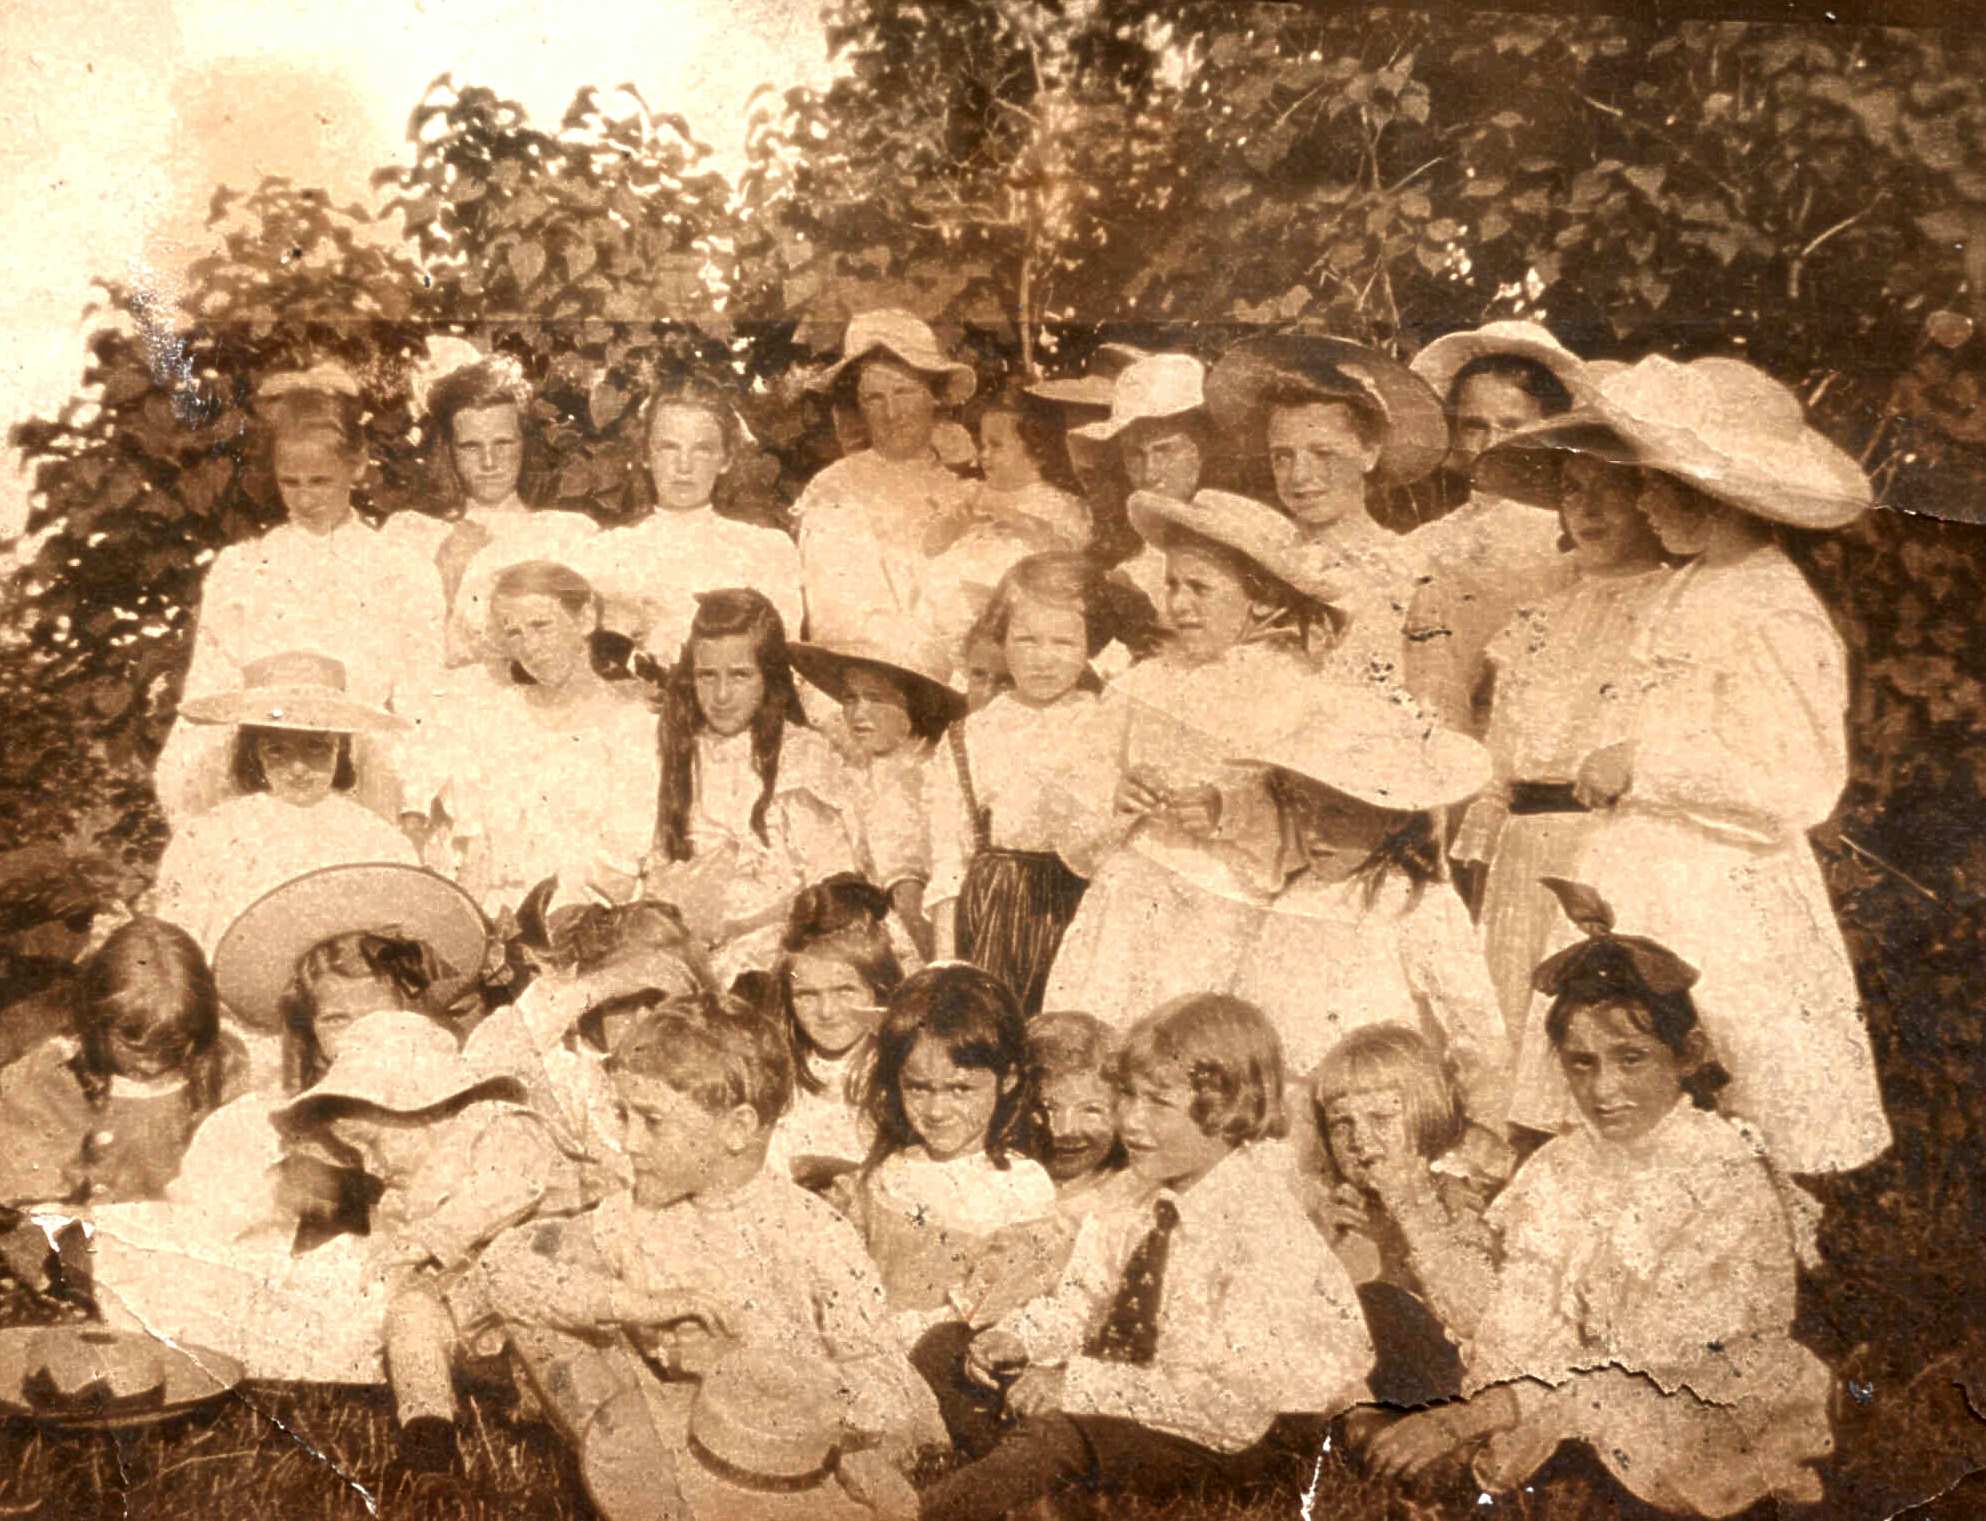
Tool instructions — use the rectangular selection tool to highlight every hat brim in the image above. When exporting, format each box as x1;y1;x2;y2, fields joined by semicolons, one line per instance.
211;863;490;1030
1206;335;1450;487
787;643;967;724
1234;716;1491;814
807;343;976;407
1126;490;1332;607
0;1327;244;1432
277;1065;522;1123
178;686;408;734
1408;328;1585;406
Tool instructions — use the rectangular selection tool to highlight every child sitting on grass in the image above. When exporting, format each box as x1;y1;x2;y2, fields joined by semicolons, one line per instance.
276;1010;594;1472
925;994;1374;1520
477;999;942;1506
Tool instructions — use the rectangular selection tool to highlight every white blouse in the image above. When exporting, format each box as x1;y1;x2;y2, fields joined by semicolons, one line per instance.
579;505;805;663
793;450;972;643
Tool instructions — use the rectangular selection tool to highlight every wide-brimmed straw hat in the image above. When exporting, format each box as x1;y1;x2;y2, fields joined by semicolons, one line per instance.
1069;353;1207;447
178;652;407;735
1408;319;1586;405
274;1009;519;1121
1205;335;1450;486
1127;487;1341;606
1230;686;1490;813
788;632;968;724
1026;343;1153;411
807;309;977;407
211;863;490;1031
1476;354;1872;530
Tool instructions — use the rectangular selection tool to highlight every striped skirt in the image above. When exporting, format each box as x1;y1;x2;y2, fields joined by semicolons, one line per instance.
956;848;1088;1016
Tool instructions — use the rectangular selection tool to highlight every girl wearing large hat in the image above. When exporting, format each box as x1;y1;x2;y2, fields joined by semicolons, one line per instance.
1040;488;1343;1021
150;650;420;954
152;363;446;831
1477;355;1891;1179
792;309;979;648
1401;321;1589;732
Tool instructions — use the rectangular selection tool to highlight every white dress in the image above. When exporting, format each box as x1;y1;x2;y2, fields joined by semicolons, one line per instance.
1301;515;1432;698
430;677;661;915
792;450;971;644
766;1046;873;1184
577;505;805;664
1469;1102;1832;1513
151;791;419;954
1234;870;1506;1099
1454;565;1669;1054
1041;641;1298;1025
153;517;445;827
1507;545;1891;1175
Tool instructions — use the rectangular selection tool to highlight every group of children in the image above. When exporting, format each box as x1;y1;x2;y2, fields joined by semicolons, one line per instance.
0;309;1896;1518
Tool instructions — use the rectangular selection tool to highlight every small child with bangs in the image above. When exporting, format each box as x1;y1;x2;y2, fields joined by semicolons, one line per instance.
925;994;1373;1521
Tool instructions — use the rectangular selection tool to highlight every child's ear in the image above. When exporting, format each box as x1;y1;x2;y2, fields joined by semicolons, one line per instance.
720;1103;763;1155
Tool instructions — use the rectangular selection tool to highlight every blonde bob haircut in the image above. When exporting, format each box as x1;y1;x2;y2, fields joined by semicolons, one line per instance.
1117;993;1287;1146
1311;1023;1465;1165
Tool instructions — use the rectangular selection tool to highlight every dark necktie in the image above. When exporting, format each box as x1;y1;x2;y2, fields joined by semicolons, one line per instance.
1087;1197;1181;1365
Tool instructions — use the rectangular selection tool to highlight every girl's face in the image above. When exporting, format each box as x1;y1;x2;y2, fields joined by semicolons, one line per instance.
1116;1062;1230;1190
1003;597;1088;707
1559;458;1664;573
494;593;591;689
329;1110;439;1188
963;636;1005;713
258;729;342;809
1164;545;1259;665
1267;402;1379;528
1035;1070;1117;1184
648;405;731;513
692;634;767;738
1450;374;1548;474
900;1035;1009;1162
856;358;939;463
978;411;1037;491
103;1014;198;1082
1556;1001;1688;1145
842;668;915;758
1279;774;1395;868
787;952;881;1059
1321;1086;1412;1192
450;403;525;507
1118;419;1204;501
308;970;400;1066
273;434;361;534
1636;474;1722;558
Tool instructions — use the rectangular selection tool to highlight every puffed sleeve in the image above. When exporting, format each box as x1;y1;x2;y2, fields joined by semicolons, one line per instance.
1401;885;1510;1118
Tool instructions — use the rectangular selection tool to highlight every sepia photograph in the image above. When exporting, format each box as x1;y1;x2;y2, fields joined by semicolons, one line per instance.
0;1;1982;1516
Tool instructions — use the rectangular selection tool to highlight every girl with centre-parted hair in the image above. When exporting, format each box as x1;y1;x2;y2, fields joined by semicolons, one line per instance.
149;651;419;954
578;374;805;666
1364;881;1835;1519
423;559;661;917
644;589;859;980
152;363;445;830
1041;488;1341;1024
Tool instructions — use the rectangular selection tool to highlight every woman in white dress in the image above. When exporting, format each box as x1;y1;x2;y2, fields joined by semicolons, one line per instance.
1041;488;1339;1024
1484;356;1891;1179
150;651;418;954
793;309;977;645
1451;441;1672;1069
152;365;445;828
579;375;803;666
427;560;660;918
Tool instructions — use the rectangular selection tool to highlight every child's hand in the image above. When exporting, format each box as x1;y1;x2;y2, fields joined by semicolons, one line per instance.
1003;1365;1067;1419
1164;784;1223;838
1323;1182;1375;1238
1574;741;1635;809
1114;767;1169;817
1364;1153;1437;1218
963;1327;1028;1389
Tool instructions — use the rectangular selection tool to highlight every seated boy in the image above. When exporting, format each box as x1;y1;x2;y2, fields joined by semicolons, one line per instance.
923;994;1375;1520
477;1000;942;1513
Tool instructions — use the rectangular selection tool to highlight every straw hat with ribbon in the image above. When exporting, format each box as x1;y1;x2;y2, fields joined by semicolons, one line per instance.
177;651;408;735
211;863;490;1031
807;309;977;407
1228;684;1491;814
1205;334;1450;487
1127;487;1344;608
788;630;968;726
1475;354;1872;531
1025;342;1155;411
1408;319;1586;405
273;1009;520;1122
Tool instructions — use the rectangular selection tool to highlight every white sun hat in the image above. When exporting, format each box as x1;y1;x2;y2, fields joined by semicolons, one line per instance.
807;309;977;407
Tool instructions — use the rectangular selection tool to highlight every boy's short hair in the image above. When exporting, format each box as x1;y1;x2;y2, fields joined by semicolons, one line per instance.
1311;1024;1465;1162
1027;1010;1116;1087
608;997;793;1131
1117;994;1287;1146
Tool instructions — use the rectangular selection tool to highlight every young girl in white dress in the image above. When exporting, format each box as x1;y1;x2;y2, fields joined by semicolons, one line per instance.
1450;452;1669;1064
151;652;418;953
1041;488;1335;1024
1484;356;1891;1179
928;554;1115;1014
646;589;856;981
